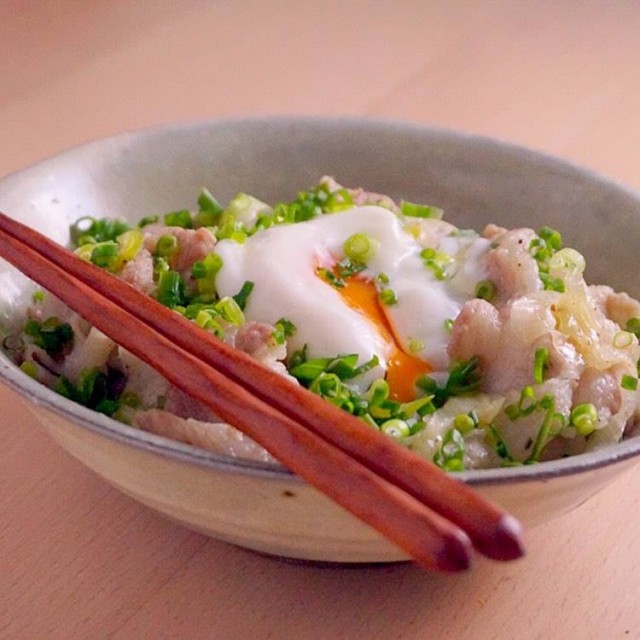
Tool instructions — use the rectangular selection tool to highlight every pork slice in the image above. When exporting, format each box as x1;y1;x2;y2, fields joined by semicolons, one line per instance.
134;409;275;463
118;248;155;293
588;285;640;329
448;294;566;394
143;224;217;282
482;228;542;305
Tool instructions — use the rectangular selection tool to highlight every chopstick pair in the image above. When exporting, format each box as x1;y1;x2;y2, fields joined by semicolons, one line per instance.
0;211;524;571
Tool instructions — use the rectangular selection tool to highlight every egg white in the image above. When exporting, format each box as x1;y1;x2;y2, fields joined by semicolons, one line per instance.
214;206;487;390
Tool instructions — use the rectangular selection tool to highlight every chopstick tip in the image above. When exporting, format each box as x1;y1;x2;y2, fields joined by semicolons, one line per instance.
424;530;473;573
475;513;526;562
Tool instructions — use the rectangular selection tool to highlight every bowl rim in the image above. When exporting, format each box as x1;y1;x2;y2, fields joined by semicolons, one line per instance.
2;114;640;487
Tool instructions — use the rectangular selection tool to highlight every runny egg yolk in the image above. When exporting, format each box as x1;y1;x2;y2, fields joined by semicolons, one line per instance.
336;274;432;402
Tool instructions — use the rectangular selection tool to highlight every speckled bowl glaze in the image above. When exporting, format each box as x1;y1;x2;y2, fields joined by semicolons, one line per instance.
1;117;640;564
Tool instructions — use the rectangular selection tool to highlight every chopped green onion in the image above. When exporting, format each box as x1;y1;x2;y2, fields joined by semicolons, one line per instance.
335;258;367;280
192;253;224;297
215;297;245;325
570;403;598;436
272;318;297;345
433;428;465;471
317;267;344;289
156;270;185;308
69;216;131;247
537;226;563;251
613;331;634;349
626;317;640;338
379;288;398;306
90;241;119;269
32;290;45;303
475;279;495;301
289;356;335;382
324;188;354;212
155;234;179;258
408;338;424;354
380;419;410;439
397;395;435;419
453;412;476;434
504;386;538;420
232;280;254;311
539;273;566;293
486;424;513;461
164;209;192;228
420;247;453;280
194;309;224;335
530;227;568;291
343;232;379;263
194;188;224;227
24;317;74;358
416;357;481;408
138;215;159;227
20;361;38;378
400;200;444;219
533;347;549;384
527;393;566;462
621;374;638;391
117;228;144;264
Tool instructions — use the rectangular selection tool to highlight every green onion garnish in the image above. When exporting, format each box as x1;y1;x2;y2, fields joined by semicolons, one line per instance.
194;188;224;227
216;297;245;326
20;361;38;378
613;331;634;349
453;412;476;435
533;347;549;384
90;242;119;269
420;247;453;281
156;270;185;308
343;232;379;263
192;253;224;297
433;427;465;471
626;317;640;338
416;357;481;408
380;419;410;439
69;216;131;247
232;280;254;311
155;234;179;258
379;288;398;306
400;200;444;219
526;393;566;462
272;318;297;345
24;317;74;358
474;279;495;301
621;374;638;391
570;403;598;436
164;209;193;228
138;215;159;228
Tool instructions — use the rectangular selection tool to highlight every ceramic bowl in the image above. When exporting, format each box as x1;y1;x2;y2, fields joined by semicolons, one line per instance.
1;117;640;564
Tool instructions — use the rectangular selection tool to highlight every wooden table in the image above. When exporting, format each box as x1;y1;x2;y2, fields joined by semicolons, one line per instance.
2;2;639;638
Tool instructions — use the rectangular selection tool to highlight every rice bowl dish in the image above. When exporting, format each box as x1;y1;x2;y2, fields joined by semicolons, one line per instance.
4;175;640;473
1;117;640;563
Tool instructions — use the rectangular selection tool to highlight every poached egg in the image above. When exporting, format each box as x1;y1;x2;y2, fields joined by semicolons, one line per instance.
214;206;488;400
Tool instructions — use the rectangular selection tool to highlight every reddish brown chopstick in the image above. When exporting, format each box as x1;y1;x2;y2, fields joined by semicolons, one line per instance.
0;211;525;568
0;217;469;572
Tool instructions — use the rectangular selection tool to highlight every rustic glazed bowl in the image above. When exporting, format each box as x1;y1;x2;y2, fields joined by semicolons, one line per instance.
1;117;640;564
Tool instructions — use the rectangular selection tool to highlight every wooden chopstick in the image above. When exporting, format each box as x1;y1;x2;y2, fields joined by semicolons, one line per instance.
0;211;525;568
0;217;470;572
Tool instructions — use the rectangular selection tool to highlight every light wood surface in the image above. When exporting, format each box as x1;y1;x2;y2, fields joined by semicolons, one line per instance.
2;2;640;638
